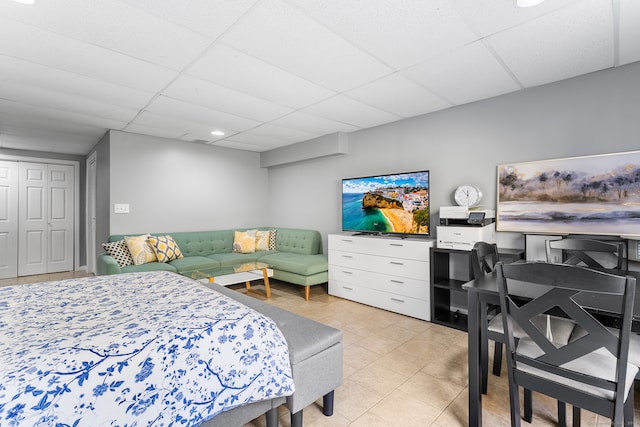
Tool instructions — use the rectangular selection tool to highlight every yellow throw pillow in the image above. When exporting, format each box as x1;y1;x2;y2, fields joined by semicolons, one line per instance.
148;235;184;263
233;229;257;254
124;234;157;265
255;230;270;251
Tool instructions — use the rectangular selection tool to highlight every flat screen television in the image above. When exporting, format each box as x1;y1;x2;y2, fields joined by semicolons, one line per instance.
342;170;430;236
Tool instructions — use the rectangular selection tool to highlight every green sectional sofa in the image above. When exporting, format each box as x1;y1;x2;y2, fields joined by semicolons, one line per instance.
97;227;328;300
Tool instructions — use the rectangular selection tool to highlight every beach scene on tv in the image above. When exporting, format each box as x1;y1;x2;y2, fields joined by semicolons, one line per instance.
342;171;430;235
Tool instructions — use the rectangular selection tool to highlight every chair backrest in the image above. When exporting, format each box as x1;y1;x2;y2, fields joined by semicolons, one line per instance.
496;261;636;419
471;242;500;280
545;238;625;270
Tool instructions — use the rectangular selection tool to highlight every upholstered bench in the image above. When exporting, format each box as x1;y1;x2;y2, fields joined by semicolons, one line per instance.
208;281;343;427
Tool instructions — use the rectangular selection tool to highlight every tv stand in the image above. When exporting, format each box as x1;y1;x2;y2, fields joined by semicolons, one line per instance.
328;233;434;320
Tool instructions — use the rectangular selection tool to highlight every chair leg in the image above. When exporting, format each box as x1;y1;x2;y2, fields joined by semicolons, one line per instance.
624;386;634;427
509;384;522;427
493;342;503;376
523;388;532;423
557;401;567;427
572;405;581;427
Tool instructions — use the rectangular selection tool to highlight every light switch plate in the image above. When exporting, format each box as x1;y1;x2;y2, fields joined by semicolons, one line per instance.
114;203;130;214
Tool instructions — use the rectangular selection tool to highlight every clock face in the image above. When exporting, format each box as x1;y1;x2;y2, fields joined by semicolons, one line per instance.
454;185;482;207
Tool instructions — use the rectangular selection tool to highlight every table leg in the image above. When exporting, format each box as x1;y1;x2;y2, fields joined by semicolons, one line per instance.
468;289;482;427
262;268;271;298
208;277;214;283
245;281;251;290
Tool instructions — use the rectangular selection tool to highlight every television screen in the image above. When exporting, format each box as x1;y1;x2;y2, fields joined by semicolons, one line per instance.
342;170;430;236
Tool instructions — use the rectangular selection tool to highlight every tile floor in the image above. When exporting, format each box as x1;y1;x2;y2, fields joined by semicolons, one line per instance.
2;273;638;426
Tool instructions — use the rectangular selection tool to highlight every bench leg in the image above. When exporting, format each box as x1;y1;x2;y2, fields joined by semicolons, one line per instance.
265;407;279;427
323;390;335;416
291;410;303;427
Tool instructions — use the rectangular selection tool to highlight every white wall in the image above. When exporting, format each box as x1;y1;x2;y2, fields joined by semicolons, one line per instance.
106;131;270;234
266;61;640;252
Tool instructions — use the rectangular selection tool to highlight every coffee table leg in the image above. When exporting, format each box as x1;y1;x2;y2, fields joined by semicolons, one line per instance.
208;277;214;283
245;281;251;291
262;268;271;298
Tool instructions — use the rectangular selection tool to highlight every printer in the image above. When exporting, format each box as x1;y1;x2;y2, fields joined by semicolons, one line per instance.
437;206;496;250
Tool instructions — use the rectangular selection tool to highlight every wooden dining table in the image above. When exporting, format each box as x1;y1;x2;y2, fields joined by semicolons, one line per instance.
463;266;640;427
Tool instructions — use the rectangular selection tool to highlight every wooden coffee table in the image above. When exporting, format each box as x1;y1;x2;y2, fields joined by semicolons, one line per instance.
186;261;274;298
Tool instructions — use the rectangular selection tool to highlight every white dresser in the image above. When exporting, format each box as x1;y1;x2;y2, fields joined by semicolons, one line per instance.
328;233;433;321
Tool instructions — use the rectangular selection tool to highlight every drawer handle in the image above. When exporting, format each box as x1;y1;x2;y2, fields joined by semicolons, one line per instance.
389;243;404;247
389;261;404;265
390;297;405;303
390;280;404;284
342;286;354;290
341;255;353;259
341;239;353;243
342;271;353;274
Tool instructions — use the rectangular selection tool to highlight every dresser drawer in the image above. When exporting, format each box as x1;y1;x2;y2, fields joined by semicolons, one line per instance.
329;266;429;300
329;250;428;280
329;234;431;261
329;280;429;321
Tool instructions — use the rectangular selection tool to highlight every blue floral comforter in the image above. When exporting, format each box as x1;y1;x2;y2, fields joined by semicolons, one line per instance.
0;271;294;426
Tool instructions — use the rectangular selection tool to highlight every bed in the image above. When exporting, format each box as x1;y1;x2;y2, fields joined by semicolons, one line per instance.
0;271;294;426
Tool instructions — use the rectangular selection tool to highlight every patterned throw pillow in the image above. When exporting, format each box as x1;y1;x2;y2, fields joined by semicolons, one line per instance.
102;240;134;268
255;230;270;251
233;229;257;254
268;229;277;251
148;235;184;263
124;234;158;265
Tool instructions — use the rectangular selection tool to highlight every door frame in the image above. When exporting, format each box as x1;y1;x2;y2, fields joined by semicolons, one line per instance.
0;154;81;272
86;152;97;275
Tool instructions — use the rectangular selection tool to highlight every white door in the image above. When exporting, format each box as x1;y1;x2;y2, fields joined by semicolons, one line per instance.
0;161;18;279
18;162;74;276
48;164;74;273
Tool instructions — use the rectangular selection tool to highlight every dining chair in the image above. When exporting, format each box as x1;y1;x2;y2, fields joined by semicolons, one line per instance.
496;261;637;427
545;238;625;270
471;242;574;425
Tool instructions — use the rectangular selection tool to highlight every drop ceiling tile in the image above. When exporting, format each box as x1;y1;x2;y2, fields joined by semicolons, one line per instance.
619;0;640;66
302;95;401;129
145;96;260;133
187;44;335;109
164;75;293;122
129;111;232;142
220;0;392;92
288;0;478;69
452;0;579;37
1;0;210;69
116;0;258;39
486;0;614;88
0;56;154;109
270;111;359;135
345;73;451;117
0;81;139;123
403;42;521;106
0;99;128;132
244;123;320;143
0;16;178;92
220;132;290;150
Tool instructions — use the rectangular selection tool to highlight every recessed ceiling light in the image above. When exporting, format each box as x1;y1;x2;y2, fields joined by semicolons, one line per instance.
515;0;544;7
13;0;36;4
210;130;225;136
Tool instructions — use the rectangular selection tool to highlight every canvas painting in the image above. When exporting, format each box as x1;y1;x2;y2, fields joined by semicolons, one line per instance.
497;151;640;236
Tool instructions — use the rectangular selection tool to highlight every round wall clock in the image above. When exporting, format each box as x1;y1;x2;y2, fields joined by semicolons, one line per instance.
454;184;483;207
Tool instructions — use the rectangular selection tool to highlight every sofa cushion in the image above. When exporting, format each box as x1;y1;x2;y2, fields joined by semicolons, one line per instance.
102;240;133;268
208;252;262;267
259;253;328;276
255;230;270;251
273;228;321;255
121;262;176;273
148;235;184;263
233;229;257;254
169;256;220;273
125;234;157;265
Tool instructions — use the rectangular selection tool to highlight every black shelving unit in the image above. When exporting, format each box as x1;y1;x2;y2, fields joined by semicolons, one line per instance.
430;246;524;331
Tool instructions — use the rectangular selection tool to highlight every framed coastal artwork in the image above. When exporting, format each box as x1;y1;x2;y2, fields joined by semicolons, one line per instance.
496;150;640;237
